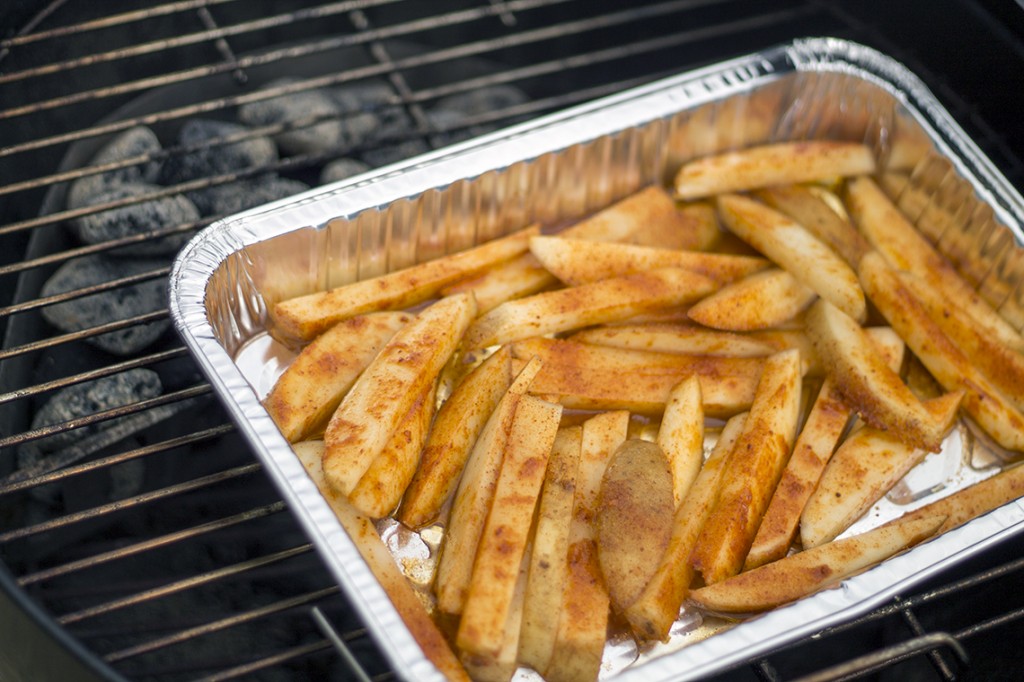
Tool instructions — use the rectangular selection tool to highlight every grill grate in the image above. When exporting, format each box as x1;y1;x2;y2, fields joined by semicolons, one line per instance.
1;1;1023;680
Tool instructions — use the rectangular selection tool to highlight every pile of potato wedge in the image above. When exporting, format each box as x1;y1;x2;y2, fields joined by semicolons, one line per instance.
262;140;1024;682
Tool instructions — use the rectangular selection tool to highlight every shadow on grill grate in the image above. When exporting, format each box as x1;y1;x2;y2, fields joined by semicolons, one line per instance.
2;1;1024;680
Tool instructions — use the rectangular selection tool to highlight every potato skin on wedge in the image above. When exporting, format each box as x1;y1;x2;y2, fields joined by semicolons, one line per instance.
689;514;945;615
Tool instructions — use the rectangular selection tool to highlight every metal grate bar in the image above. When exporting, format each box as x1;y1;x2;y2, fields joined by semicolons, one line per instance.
0;0;243;50
898;601;957;681
0;0;733;156
0;0;580;122
0;383;211;450
102;585;341;663
0;462;261;544
0;347;189;406
0;0;405;86
0;267;168;318
18;499;278;587
58;544;314;625
791;633;968;682
0;423;235;498
192;639;336;682
0;310;170;362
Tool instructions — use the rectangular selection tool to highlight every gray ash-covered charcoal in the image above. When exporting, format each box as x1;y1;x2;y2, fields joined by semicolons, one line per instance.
41;254;170;356
159;118;277;185
425;107;477;146
361;139;430;168
332;80;412;144
435;84;530;117
67;126;164;209
71;182;198;256
239;78;380;156
21;369;163;458
319;158;370;185
188;176;310;216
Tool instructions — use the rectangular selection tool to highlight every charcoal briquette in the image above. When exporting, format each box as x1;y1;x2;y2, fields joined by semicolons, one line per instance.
71;182;198;256
188;176;310;216
67;126;163;209
319;158;371;185
159;118;278;185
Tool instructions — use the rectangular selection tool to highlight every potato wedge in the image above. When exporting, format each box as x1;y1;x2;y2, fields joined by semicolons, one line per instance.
519;427;583;675
274;225;534;341
509;337;763;418
691;349;802;585
744;378;852;568
658;376;704;507
755;185;871;268
801;425;925;549
291;441;471;682
746;327;904;568
322;292;476;496
860;252;1024;453
263;311;412;442
805;297;962;452
435;357;543;615
463;267;719;350
846;176;1024;354
441;253;556;314
677;201;723;251
625;413;748;641
463;549;531;682
399;347;514;529
529;236;768;286
565;185;703;249
893;463;1024;535
571;323;784;358
897;269;1024;413
717;193;866;322
689;514;945;615
596;439;674;615
673;141;875;200
457;396;561;659
348;379;436;518
687;268;817;332
546;410;629;682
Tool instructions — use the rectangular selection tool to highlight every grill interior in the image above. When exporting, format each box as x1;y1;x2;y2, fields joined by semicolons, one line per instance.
2;1;1024;680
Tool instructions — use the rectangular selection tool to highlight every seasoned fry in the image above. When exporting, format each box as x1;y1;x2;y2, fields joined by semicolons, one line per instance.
322;293;476;496
529;236;768;286
673;141;876;200
897;269;1024;413
348;379;436;518
747;327;904;568
625;413;747;641
860;251;1024;453
717;193;866;322
658;376;704;507
596;439;674;615
435;357;543;615
274;225;534;341
509;337;763;418
677;201;723;251
846;175;1024;354
756;185;871;268
690;349;802;585
571;323;786;358
464;552;530;682
291;441;471;682
687;268;817;331
263;311;412;442
801;425;925;549
464;267;719;351
457;396;561;659
547;411;628;682
566;185;705;249
520;427;583;675
441;253;556;314
805;298;962;452
893;463;1024;534
689;515;945;614
399;347;513;529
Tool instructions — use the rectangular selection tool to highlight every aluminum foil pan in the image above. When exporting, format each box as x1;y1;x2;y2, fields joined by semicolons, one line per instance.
169;37;1024;681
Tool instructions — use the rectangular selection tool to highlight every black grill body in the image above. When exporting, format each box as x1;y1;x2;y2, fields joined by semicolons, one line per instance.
2;2;1024;681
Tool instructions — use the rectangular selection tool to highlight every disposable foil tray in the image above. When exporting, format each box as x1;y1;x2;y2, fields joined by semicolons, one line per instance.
169;37;1024;681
